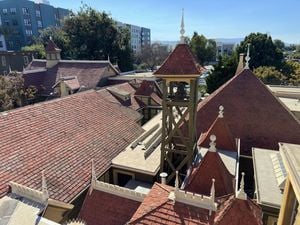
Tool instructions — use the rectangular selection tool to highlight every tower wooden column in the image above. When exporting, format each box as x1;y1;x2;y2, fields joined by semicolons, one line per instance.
154;44;201;183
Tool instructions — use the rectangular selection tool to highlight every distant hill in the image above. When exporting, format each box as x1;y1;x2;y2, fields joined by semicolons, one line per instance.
154;38;243;47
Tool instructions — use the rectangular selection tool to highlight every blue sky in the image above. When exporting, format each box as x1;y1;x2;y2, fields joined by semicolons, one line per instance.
50;0;300;44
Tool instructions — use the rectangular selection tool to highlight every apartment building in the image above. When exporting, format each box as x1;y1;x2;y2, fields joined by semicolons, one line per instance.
0;0;69;50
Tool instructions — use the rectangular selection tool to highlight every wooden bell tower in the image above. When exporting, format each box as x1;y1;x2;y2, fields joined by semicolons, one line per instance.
154;10;202;183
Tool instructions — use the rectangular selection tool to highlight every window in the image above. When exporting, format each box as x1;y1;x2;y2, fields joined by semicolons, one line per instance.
2;8;8;15
25;29;33;36
22;7;29;15
24;19;31;26
10;8;16;15
0;41;3;48
23;56;29;65
37;20;42;28
1;56;6;66
36;10;41;17
12;19;18;26
4;20;9;26
8;41;13;49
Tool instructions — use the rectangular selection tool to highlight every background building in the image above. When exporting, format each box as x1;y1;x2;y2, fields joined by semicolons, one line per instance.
0;0;70;50
117;21;151;54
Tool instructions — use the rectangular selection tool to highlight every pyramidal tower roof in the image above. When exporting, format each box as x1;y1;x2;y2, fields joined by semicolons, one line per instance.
198;105;237;151
46;37;61;52
194;68;300;155
185;136;235;197
154;10;203;76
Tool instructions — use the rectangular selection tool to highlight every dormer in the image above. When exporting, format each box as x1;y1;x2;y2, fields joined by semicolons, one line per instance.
46;37;61;69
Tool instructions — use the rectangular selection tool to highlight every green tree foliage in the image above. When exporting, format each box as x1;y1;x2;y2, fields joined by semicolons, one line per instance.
189;32;217;65
236;33;283;69
254;66;285;85
0;73;37;112
274;39;285;51
135;43;170;70
63;6;133;71
285;61;300;85
22;44;46;59
206;53;238;93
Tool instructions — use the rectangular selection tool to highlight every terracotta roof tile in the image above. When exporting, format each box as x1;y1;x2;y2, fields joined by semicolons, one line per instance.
195;69;300;155
198;115;237;151
154;44;203;75
214;195;262;225
184;151;235;197
0;90;143;202
24;60;118;95
129;183;213;225
79;189;141;225
45;39;61;52
129;183;262;225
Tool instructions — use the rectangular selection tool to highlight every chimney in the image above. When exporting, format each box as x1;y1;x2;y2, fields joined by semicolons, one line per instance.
235;53;244;75
160;172;168;184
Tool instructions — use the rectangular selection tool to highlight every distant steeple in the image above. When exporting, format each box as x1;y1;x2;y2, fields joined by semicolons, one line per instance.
245;43;251;69
180;8;185;44
46;36;61;69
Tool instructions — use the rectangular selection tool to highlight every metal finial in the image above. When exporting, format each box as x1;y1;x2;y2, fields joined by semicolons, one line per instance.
210;178;215;201
107;54;110;62
245;43;251;69
218;105;224;118
180;8;185;44
175;171;179;190
209;135;217;152
41;170;49;202
236;172;247;200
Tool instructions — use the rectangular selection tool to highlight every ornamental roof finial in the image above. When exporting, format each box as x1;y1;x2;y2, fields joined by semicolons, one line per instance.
209;135;217;152
218;105;224;118
175;171;179;191
180;8;185;44
245;43;251;69
236;172;247;200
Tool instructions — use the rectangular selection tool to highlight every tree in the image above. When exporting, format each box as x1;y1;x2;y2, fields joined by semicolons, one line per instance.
285;61;300;85
236;33;283;69
206;53;238;93
189;32;216;65
0;73;37;112
274;39;285;51
63;6;133;71
254;66;285;85
22;44;46;59
135;43;170;70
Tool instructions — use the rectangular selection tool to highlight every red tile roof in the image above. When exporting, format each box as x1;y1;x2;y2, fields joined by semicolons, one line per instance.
0;90;143;202
198;115;237;151
154;44;203;75
195;69;300;155
45;39;61;52
24;60;119;95
129;183;213;225
79;189;141;225
184;151;235;197
129;183;262;225
214;195;262;225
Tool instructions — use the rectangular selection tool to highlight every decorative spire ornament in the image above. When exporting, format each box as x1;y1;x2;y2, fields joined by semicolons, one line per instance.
245;43;251;69
218;105;224;118
180;8;185;44
175;171;179;191
209;135;217;152
236;172;247;200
